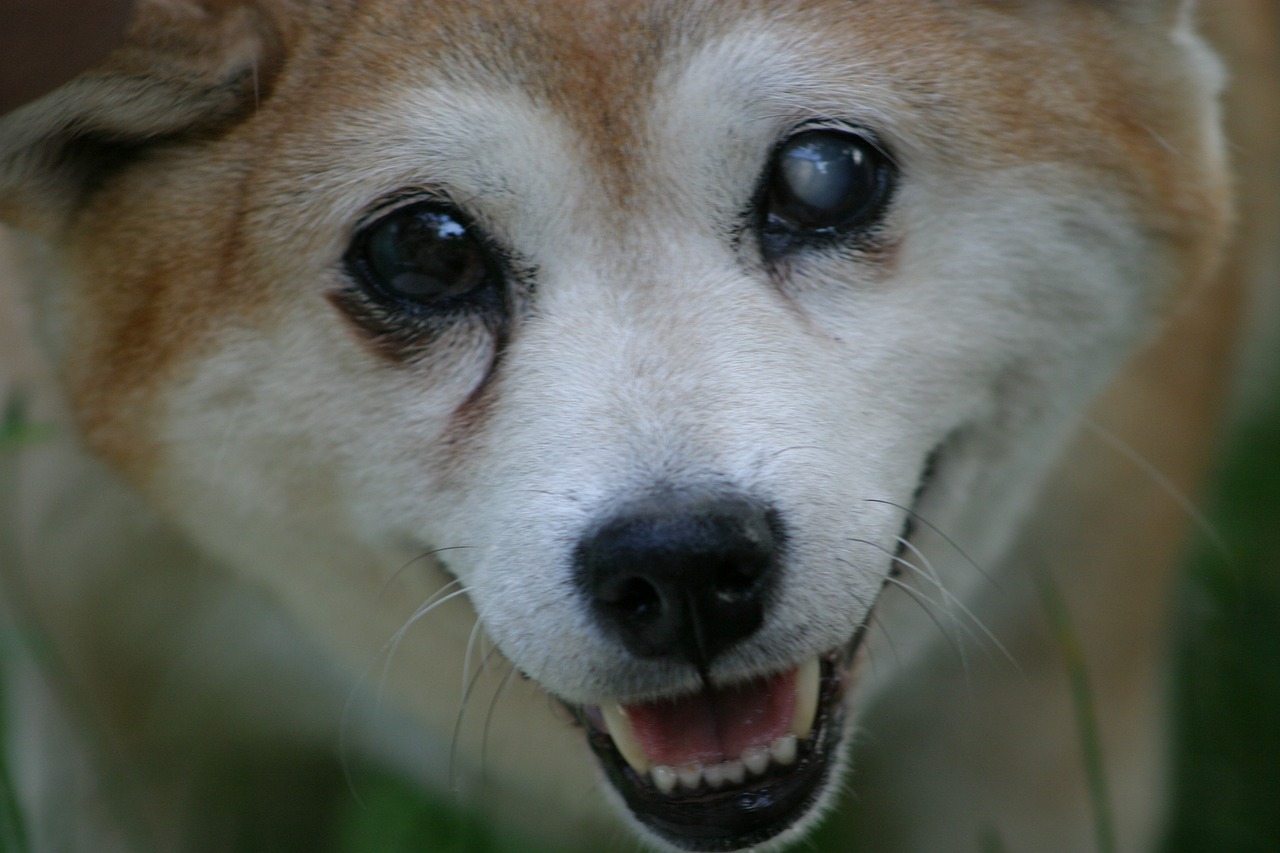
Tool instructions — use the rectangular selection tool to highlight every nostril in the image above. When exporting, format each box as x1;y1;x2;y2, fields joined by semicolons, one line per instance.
713;557;766;602
603;576;663;623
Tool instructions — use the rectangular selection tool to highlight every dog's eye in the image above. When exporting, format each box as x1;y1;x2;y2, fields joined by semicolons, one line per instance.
346;202;498;309
761;129;894;250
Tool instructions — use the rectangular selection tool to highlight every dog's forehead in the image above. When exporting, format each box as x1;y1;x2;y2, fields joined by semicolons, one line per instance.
294;0;744;209
320;0;691;141
276;0;1183;203
244;2;790;254
271;0;956;233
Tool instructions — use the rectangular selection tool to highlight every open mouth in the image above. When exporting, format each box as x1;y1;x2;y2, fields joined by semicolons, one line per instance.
573;627;868;851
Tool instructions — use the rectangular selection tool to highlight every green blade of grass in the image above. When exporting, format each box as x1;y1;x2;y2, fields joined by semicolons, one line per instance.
1;395;53;452
1036;568;1116;853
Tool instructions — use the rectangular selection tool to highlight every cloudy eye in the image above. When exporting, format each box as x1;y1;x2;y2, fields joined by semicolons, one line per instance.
345;202;499;310
761;129;895;253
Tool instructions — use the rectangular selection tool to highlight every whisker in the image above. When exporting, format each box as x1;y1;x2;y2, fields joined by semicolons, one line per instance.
450;646;501;794
480;660;519;788
517;487;584;503
377;583;472;714
850;535;1005;668
339;574;469;806
892;534;971;676
766;444;824;461
867;611;900;670
880;576;967;665
462;618;484;700
377;546;476;609
865;612;896;676
892;536;1017;670
864;498;999;588
338;687;370;810
1078;416;1231;560
877;546;971;675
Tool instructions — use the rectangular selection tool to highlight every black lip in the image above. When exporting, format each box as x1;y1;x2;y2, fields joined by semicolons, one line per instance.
578;632;864;852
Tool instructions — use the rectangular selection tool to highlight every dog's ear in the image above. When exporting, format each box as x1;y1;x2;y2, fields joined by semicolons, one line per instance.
0;0;288;232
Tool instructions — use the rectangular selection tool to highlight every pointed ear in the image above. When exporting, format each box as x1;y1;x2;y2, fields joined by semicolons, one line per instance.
0;0;286;232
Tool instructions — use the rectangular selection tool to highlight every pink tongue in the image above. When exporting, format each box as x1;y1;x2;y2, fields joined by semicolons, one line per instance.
623;669;797;767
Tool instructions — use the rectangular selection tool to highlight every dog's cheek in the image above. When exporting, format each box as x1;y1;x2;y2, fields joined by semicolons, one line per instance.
52;163;250;489
154;311;483;547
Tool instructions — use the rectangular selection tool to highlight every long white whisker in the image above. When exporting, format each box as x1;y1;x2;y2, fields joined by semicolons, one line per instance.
893;536;1018;670
885;527;962;660
481;661;519;788
851;534;1010;667
884;560;975;667
880;575;967;664
462;617;484;701
1078;416;1230;560
897;535;971;675
376;583;472;713
339;575;468;805
338;684;370;809
864;498;999;587
867;612;899;669
450;646;501;794
376;546;475;610
849;538;989;675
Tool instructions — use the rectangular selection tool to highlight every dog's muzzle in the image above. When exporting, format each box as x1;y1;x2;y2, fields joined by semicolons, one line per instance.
565;493;872;850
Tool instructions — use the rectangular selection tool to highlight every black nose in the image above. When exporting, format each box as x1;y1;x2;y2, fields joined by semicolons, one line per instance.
575;494;782;670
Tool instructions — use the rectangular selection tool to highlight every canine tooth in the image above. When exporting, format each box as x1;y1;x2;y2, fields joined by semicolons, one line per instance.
742;745;770;776
770;733;797;766
601;704;650;775
790;656;821;740
652;765;679;796
722;759;746;785
677;763;703;791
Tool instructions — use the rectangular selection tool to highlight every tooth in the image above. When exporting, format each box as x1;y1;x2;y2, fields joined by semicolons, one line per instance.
722;759;746;785
652;765;678;795
601;704;650;774
677;763;703;791
703;762;727;789
791;657;821;740
771;734;797;766
742;745;770;776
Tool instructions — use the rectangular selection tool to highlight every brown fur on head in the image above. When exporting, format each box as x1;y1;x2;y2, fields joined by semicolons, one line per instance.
0;0;1233;492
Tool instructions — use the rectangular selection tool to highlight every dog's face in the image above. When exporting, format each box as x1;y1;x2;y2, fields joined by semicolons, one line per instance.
0;0;1231;849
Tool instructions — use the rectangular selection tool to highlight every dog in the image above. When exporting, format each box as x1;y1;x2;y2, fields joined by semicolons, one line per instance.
1;1;1276;851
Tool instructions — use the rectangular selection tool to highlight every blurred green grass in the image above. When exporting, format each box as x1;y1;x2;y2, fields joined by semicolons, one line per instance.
1;392;1278;853
1162;396;1280;853
1;399;34;853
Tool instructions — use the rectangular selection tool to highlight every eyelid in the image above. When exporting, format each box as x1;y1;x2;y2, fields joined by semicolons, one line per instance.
356;188;454;229
782;120;896;166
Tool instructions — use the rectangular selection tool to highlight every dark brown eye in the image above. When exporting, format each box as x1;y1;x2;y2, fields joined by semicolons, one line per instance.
761;129;894;254
346;202;499;310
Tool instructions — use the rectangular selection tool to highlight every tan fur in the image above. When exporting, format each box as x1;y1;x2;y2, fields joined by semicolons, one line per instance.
1;1;1276;851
